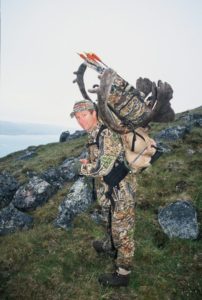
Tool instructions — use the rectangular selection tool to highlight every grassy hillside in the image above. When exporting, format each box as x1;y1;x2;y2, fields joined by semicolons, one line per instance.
0;108;202;300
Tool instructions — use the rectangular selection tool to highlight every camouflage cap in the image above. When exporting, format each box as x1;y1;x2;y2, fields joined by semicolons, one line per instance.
70;100;95;118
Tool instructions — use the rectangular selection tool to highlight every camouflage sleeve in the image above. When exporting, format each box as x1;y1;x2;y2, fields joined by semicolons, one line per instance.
81;129;122;177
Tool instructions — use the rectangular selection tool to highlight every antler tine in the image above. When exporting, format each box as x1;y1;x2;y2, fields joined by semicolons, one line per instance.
136;77;153;98
73;63;92;101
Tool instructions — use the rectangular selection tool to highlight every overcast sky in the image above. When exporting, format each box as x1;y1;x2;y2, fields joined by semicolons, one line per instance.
1;0;202;130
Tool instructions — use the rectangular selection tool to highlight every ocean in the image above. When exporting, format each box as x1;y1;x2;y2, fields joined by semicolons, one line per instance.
0;134;60;158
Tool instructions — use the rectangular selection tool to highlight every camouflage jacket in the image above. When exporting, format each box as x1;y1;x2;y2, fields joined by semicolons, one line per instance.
81;122;123;177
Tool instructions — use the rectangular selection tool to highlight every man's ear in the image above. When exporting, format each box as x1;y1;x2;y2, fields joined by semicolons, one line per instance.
92;110;97;118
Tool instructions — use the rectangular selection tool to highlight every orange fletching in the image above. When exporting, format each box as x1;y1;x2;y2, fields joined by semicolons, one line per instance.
86;53;96;62
91;53;102;62
78;53;87;60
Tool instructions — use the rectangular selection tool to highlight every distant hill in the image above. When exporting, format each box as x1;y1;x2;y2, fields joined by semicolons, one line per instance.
0;121;66;135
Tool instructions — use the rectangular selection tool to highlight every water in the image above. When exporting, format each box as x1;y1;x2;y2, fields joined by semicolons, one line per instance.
0;134;60;158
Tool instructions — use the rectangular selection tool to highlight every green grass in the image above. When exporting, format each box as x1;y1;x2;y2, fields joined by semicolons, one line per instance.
0;136;87;183
0;109;202;299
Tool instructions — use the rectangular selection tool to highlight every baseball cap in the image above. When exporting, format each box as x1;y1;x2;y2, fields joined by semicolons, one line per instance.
70;100;95;118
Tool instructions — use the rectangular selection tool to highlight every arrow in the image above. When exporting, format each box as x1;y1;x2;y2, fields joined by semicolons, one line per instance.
77;52;105;74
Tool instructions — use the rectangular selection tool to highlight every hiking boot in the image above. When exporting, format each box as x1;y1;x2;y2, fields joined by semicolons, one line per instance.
98;271;130;287
92;240;117;258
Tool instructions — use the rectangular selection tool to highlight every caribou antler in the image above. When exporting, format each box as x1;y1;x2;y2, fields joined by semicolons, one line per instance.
136;77;175;122
97;70;175;133
97;69;154;134
73;63;92;101
136;77;153;98
151;81;175;122
73;53;175;131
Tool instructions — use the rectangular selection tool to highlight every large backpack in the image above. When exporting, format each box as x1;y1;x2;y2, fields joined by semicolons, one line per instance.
73;52;175;173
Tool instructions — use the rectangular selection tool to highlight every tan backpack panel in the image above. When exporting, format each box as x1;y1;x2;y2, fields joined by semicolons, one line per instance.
121;127;157;173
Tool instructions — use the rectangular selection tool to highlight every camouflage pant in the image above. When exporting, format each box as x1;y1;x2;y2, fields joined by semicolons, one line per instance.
95;173;136;270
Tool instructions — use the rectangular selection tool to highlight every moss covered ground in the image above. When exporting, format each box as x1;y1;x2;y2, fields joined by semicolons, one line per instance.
0;109;201;299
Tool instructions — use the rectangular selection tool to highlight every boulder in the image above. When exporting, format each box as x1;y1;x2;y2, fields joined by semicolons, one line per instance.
0;171;19;209
41;157;81;188
59;130;86;142
0;203;33;236
12;176;55;211
54;177;94;229
41;167;65;189
71;130;86;139
158;200;199;239
58;157;81;181
59;131;70;142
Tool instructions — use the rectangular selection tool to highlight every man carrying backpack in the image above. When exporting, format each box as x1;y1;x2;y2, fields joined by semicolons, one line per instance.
70;99;136;287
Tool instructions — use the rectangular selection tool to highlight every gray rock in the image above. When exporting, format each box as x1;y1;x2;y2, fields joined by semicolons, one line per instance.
41;167;64;189
155;126;190;141
0;203;33;236
196;118;202;127
12;176;55;211
0;171;19;209
187;148;195;155
158;200;199;239
156;142;172;153
41;157;81;188
17;149;37;160
59;131;70;142
54;177;94;229
179;113;202;127
58;157;80;181
59;130;86;142
71;130;86;139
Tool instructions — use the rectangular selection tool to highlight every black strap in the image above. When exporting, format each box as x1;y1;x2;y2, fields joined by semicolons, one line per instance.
108;205;116;250
140;146;163;173
103;160;129;188
105;188;115;211
86;124;107;149
130;131;146;152
131;132;136;152
135;131;145;141
150;147;163;164
96;124;107;147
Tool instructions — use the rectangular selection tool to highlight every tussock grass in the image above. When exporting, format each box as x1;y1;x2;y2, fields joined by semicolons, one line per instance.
0;136;87;183
0;110;202;299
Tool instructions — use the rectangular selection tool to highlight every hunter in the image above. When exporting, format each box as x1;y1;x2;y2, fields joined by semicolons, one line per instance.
70;99;136;287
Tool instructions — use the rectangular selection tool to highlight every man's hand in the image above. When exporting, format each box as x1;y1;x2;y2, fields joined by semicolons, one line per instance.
80;159;89;165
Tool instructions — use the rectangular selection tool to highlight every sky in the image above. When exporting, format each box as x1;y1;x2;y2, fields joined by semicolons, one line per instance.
1;0;202;130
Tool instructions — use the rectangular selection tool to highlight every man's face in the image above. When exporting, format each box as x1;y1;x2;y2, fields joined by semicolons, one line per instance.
75;110;97;132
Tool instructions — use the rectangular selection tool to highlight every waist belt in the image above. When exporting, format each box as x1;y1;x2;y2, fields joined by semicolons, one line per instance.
103;160;129;188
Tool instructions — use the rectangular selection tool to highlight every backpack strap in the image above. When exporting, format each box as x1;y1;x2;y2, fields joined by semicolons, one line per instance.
130;131;146;152
86;124;107;148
